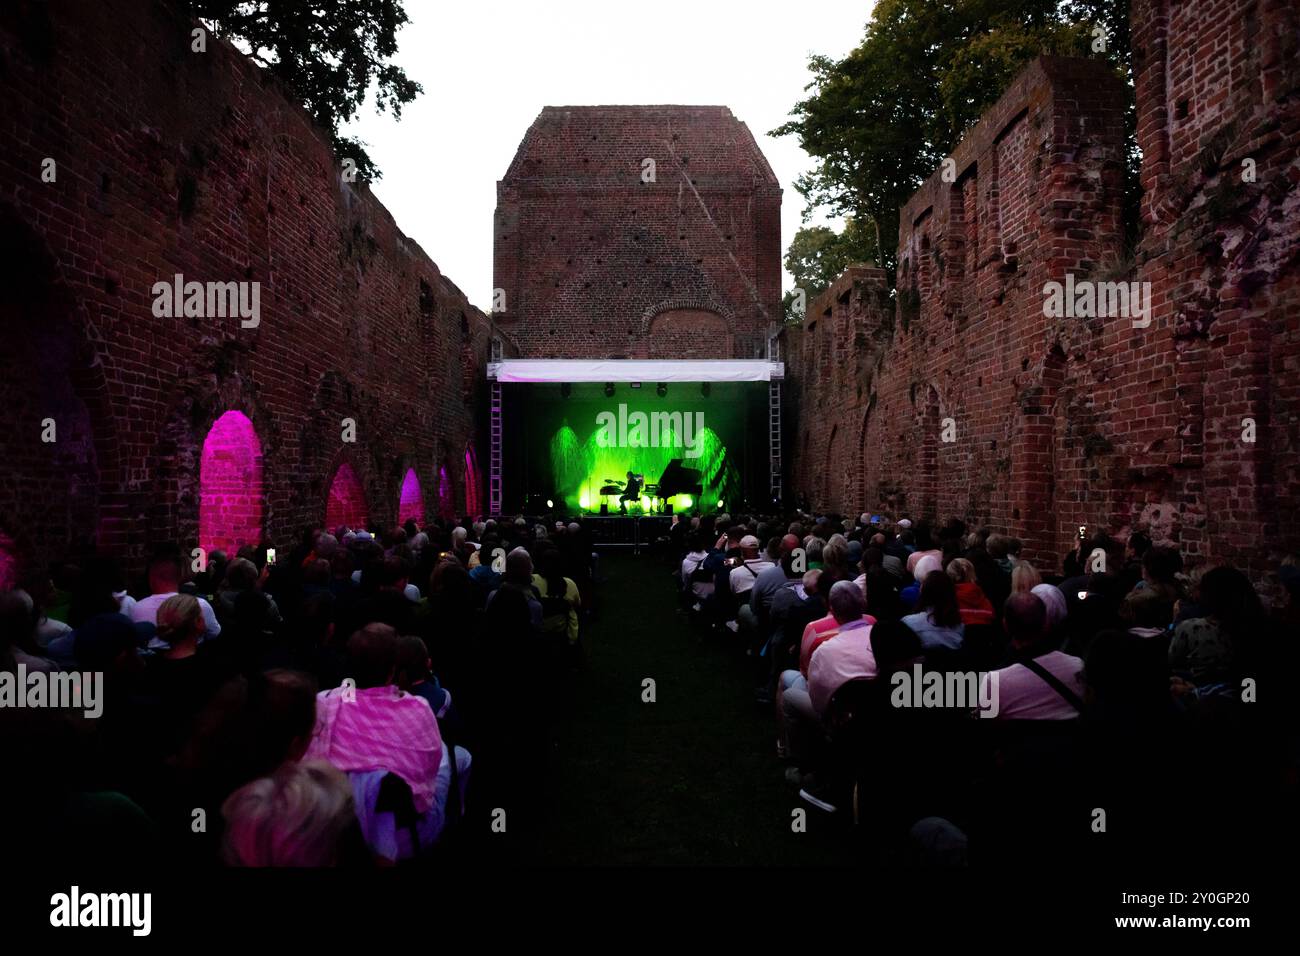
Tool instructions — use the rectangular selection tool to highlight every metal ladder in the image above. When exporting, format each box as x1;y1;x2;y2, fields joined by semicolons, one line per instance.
488;337;503;516
767;332;782;505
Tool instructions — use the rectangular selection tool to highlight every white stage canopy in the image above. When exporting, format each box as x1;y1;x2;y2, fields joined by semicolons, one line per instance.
488;359;784;383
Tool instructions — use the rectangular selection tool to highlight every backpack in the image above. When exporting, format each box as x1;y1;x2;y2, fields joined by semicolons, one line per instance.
537;578;572;618
688;556;713;584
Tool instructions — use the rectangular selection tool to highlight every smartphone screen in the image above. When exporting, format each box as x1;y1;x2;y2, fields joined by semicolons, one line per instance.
266;548;277;565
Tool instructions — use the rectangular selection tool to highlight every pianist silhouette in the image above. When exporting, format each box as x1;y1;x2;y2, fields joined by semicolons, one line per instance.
618;470;643;512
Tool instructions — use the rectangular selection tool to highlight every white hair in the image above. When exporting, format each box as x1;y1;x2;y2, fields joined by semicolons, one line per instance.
221;761;355;867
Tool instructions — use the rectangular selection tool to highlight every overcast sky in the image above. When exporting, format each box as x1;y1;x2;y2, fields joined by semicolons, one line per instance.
339;0;873;311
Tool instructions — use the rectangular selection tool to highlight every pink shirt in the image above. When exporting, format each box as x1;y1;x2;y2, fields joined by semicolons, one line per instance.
979;651;1085;720
306;685;443;813
808;620;877;714
799;613;875;677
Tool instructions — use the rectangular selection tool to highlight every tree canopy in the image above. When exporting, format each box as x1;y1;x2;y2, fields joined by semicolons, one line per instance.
782;219;878;322
190;0;423;181
772;0;1132;288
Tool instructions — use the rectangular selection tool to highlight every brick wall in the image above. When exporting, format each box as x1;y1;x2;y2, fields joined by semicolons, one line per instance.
494;106;782;359
786;23;1300;595
0;0;494;584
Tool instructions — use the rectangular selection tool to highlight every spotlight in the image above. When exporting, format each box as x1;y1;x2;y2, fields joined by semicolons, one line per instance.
656;383;667;398
701;383;711;398
716;498;724;510
604;382;615;398
546;499;554;509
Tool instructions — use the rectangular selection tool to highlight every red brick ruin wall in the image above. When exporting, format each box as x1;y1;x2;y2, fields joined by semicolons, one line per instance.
494;106;783;359
0;0;493;584
786;2;1300;597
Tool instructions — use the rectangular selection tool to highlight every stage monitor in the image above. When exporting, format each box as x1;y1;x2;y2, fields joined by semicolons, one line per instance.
500;380;768;515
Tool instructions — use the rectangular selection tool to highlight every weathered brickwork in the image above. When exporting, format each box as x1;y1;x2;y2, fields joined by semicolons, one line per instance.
0;0;494;584
494;106;782;359
787;22;1300;596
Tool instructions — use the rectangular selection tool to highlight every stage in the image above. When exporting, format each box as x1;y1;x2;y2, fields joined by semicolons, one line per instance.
486;358;785;518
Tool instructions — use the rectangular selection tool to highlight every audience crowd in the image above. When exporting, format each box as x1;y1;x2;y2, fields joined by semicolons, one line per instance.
671;510;1298;868
1;516;592;866
3;505;1296;870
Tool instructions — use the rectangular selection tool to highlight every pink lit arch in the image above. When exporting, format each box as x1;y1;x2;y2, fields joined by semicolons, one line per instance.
326;461;368;531
398;467;425;526
199;411;264;554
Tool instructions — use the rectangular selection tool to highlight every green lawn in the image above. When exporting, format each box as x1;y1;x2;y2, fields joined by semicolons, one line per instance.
522;551;855;866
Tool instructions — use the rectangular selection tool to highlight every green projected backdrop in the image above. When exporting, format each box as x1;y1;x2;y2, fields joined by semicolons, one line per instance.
503;381;765;514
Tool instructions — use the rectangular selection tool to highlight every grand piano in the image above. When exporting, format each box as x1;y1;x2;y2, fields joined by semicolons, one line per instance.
653;458;703;503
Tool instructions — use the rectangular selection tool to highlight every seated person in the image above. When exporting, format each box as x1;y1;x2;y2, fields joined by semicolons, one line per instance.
728;535;775;599
618;471;644;512
306;623;444;817
778;582;875;767
900;553;943;611
947;558;995;626
680;531;716;604
215;557;282;628
807;583;879;715
980;592;1085;719
222;760;370;867
531;548;581;647
393;635;451;719
798;583;876;678
903;571;966;652
141;594;227;759
130;554;221;647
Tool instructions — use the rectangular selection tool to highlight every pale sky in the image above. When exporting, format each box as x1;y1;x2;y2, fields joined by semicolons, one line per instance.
340;0;873;311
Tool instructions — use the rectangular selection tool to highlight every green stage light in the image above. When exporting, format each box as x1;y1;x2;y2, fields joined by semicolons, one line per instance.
531;383;744;514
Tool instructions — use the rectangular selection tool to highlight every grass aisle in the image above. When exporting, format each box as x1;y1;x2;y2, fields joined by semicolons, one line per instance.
526;551;853;865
